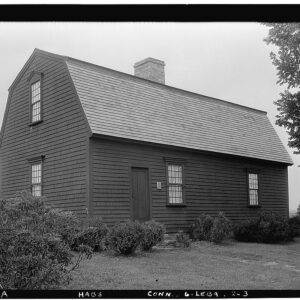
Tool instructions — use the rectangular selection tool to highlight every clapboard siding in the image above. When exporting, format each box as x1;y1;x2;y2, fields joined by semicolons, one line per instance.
91;137;289;232
0;54;89;217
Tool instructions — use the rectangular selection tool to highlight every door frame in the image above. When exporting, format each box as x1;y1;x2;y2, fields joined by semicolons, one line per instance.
129;165;152;221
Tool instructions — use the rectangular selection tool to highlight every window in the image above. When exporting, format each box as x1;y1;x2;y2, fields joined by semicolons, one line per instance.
27;71;43;125
248;172;259;206
167;164;183;204
31;80;41;123
31;162;42;197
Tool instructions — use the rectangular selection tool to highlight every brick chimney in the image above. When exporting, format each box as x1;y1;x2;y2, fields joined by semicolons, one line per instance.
134;57;165;84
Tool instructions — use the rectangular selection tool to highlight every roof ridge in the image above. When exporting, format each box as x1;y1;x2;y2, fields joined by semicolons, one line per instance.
34;48;68;60
23;49;266;115
66;55;267;115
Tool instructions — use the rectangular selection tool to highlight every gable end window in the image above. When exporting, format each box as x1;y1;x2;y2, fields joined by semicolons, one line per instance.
27;71;43;125
167;163;184;205
31;80;41;123
248;171;259;206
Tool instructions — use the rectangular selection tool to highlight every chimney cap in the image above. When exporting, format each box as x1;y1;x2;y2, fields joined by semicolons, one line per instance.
134;57;165;68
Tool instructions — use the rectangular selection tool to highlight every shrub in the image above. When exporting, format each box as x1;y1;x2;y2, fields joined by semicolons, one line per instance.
175;230;191;248
44;209;82;247
107;220;143;255
88;215;106;228
234;212;292;243
210;212;232;243
0;191;82;247
140;220;165;251
0;191;91;289
0;230;73;289
72;217;109;252
289;215;300;237
233;218;257;242
190;212;232;243
190;214;214;241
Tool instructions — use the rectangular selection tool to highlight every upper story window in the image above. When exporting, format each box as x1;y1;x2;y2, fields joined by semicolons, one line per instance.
31;162;42;197
27;71;43;125
31;80;41;123
248;171;259;206
167;164;184;204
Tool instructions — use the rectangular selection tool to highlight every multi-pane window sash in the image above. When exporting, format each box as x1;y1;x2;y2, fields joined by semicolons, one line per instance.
31;80;41;123
31;163;42;197
167;164;183;204
248;172;259;206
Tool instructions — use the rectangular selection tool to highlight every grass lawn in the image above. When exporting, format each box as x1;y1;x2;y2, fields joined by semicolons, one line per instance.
67;238;300;290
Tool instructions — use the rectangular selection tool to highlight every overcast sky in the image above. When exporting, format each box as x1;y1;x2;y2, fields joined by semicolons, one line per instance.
0;22;299;211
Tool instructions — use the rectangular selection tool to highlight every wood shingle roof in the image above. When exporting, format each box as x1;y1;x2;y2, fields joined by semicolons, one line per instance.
66;56;292;165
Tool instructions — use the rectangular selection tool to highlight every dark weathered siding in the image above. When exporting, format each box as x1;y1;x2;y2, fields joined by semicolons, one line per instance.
91;137;289;232
0;53;90;217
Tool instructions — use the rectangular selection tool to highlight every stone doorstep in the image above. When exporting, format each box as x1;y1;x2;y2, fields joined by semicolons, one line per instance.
164;233;177;239
158;233;178;247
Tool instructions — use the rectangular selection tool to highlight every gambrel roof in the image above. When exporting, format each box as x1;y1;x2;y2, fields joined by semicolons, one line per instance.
2;49;293;165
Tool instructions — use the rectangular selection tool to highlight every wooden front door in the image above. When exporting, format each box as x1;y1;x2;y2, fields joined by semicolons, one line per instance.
131;167;150;221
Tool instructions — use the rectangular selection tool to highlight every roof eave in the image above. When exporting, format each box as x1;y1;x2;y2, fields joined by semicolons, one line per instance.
91;132;293;166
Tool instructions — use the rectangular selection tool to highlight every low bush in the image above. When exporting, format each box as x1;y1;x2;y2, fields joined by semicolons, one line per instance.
44;209;82;248
107;220;143;255
0;191;82;248
190;212;232;243
233;212;292;243
210;212;232;243
140;220;165;251
190;214;214;241
289;215;300;237
175;230;191;248
0;230;73;289
72;217;109;252
0;191;91;289
88;215;106;228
